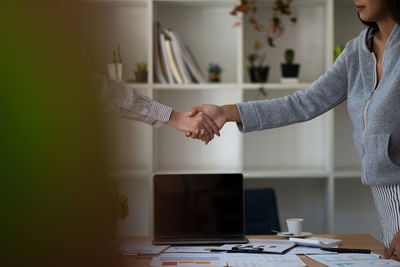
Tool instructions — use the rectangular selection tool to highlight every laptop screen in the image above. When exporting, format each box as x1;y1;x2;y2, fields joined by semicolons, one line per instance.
154;174;244;238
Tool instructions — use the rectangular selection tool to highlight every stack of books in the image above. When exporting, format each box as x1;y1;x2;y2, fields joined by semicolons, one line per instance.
153;22;206;84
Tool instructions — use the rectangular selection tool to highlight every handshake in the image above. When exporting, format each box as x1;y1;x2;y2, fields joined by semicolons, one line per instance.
166;104;241;145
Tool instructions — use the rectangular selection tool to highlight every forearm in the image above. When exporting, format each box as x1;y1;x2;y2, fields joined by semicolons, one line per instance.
94;73;172;127
236;49;349;133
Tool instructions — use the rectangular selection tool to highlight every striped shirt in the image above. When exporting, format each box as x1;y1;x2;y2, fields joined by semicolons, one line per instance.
94;74;172;127
371;184;400;248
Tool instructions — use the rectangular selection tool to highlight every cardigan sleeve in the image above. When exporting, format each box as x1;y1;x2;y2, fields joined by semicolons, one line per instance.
236;47;349;133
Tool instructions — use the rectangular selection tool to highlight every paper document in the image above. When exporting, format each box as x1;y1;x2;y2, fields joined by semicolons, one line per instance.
227;253;306;267
286;245;338;255
150;253;227;267
307;253;400;266
165;246;221;253
119;240;168;255
217;240;295;253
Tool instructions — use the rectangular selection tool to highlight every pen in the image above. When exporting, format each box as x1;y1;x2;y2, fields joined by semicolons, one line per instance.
321;247;371;254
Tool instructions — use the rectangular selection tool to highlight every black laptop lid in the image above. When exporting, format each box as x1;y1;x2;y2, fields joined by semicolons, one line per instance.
154;174;244;238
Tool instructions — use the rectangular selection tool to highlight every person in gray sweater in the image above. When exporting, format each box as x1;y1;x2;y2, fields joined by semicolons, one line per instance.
188;0;400;260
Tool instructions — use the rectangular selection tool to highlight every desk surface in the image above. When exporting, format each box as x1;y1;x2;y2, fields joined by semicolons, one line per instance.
120;234;387;267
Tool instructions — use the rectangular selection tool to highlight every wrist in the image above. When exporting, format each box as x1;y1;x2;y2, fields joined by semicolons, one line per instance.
221;104;241;122
166;109;180;129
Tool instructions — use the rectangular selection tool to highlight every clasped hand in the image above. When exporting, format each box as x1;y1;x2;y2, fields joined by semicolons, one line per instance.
169;104;239;144
168;104;228;144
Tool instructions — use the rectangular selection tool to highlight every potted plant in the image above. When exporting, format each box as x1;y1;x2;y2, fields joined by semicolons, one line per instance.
108;177;129;235
208;63;222;82
334;45;345;62
281;48;300;82
248;53;269;83
135;62;148;83
108;43;123;81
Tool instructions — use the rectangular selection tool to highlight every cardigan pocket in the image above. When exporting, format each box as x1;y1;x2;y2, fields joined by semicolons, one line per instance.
364;134;400;184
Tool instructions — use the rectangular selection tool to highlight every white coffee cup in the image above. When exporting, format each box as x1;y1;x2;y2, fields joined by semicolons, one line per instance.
286;218;304;236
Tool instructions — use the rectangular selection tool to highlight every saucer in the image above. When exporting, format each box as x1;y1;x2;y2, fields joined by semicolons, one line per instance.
277;231;313;238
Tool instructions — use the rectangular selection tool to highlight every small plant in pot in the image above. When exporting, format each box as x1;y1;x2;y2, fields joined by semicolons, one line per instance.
281;49;300;83
208;63;222;83
108;43;123;81
135;62;148;83
248;53;269;83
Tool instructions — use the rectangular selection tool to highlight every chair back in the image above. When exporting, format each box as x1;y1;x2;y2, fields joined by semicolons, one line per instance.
244;188;280;235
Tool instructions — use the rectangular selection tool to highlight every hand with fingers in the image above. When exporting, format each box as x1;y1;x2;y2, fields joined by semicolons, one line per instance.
166;110;220;144
185;104;242;142
381;230;400;260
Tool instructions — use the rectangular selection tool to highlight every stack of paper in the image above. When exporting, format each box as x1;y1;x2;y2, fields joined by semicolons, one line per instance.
216;240;295;254
165;246;221;253
150;253;307;267
119;240;168;255
227;254;306;267
150;253;227;267
307;253;400;267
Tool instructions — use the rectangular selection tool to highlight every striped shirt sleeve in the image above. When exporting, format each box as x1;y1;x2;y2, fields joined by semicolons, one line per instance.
94;74;172;128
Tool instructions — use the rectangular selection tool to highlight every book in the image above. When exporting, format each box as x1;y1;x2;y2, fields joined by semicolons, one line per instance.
164;28;192;84
165;38;183;84
153;22;166;83
165;28;206;83
159;32;175;83
182;44;206;83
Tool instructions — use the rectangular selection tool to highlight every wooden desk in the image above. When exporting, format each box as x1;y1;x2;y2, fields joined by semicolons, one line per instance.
120;234;387;267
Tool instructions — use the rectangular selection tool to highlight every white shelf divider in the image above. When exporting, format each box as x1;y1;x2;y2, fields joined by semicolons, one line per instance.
242;82;312;90
244;169;329;179
152;83;240;90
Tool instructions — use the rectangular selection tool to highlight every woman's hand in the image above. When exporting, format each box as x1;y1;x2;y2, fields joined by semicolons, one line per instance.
166;110;219;144
382;230;400;260
185;104;241;142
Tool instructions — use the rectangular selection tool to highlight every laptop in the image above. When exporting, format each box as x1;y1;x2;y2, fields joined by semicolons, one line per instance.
153;173;249;245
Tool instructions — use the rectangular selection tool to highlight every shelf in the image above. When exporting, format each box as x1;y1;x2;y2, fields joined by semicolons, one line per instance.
154;0;237;8
244;169;329;179
152;83;239;90
256;0;327;7
124;83;312;91
154;169;241;175
78;0;147;6
242;83;312;90
334;170;361;179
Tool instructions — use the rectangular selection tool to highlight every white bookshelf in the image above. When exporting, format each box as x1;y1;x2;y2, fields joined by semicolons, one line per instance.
80;0;381;240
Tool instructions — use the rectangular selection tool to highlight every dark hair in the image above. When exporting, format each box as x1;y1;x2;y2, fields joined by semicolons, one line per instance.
359;0;400;29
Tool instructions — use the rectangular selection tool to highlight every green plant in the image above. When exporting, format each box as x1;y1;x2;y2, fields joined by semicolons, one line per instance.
284;49;295;64
333;45;345;62
113;43;123;64
108;178;129;220
208;63;222;74
248;53;266;67
136;62;147;72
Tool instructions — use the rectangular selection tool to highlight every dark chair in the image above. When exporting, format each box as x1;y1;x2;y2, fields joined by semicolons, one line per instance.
244;188;280;235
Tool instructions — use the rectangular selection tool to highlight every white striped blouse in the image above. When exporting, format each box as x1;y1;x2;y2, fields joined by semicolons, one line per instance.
95;74;172;128
371;184;400;248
